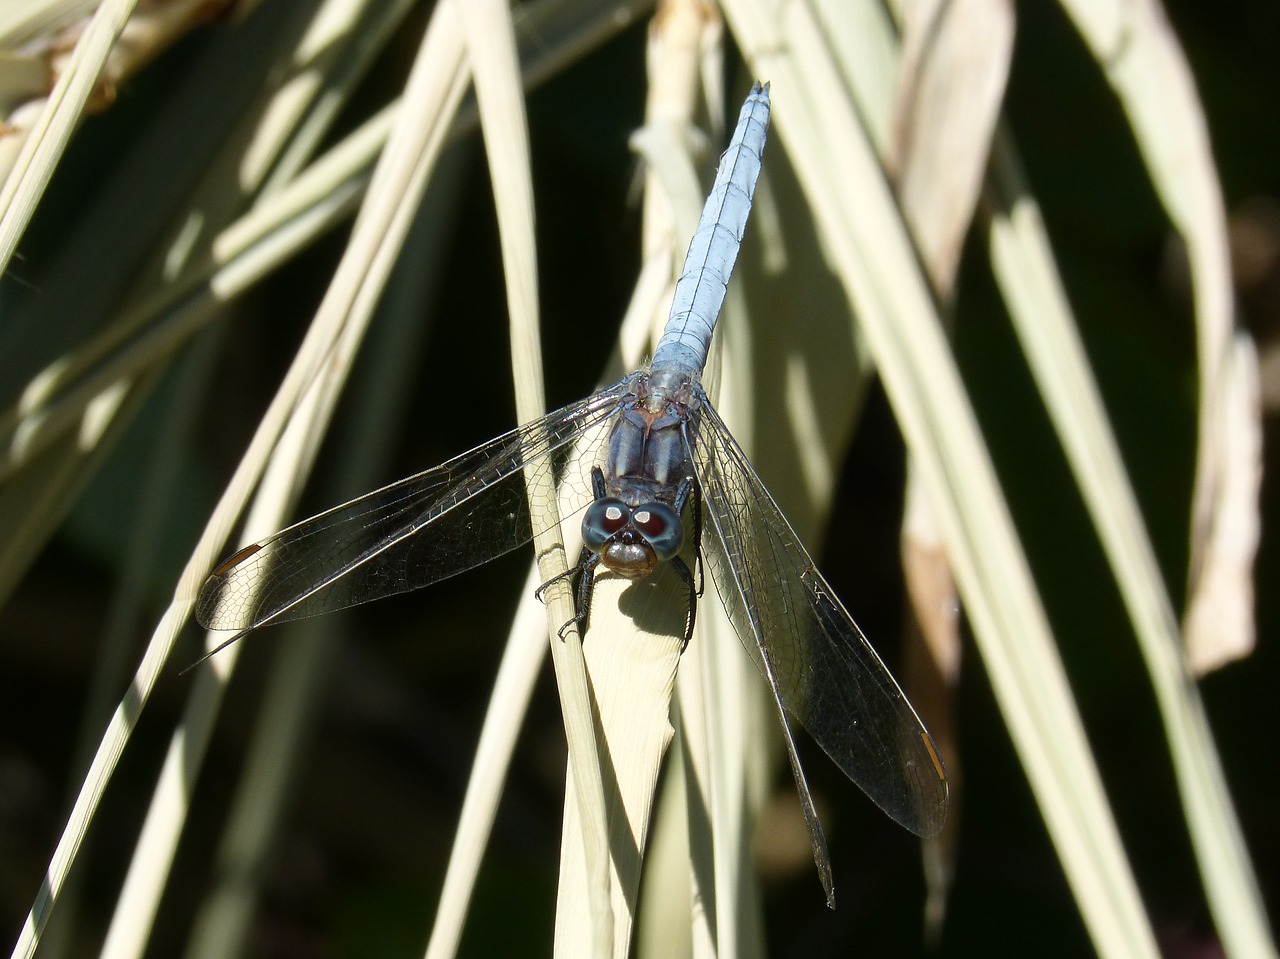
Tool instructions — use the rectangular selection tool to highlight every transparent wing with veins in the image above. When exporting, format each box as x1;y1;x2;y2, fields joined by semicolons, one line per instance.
195;377;635;635
690;392;948;842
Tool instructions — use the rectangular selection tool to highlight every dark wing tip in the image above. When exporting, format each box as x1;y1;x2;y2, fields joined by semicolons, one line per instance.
903;746;950;838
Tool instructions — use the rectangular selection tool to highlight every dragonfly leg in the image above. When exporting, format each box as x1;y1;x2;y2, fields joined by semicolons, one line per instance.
536;547;601;640
672;475;706;598
690;478;706;598
565;550;601;639
533;561;576;604
670;555;697;650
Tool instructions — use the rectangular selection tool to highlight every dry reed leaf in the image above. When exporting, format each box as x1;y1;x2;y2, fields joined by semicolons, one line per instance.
0;0;237;191
723;1;1160;954
900;464;961;937
887;4;1011;922
459;0;612;954
890;0;1013;296
5;5;474;956
1060;1;1244;675
0;0;134;275
1058;2;1271;953
1184;332;1261;674
411;11;670;956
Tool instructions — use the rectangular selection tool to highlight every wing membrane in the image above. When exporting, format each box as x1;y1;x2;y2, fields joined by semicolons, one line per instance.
196;377;633;632
691;392;948;838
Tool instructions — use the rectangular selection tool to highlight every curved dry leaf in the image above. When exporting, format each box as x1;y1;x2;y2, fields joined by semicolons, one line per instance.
901;463;961;939
1183;331;1261;675
890;0;1014;295
724;1;1160;955
1059;0;1239;667
0;0;239;186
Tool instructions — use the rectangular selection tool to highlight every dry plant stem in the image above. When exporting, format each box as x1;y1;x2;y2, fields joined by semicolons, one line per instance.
422;6;680;955
180;624;337;959
0;0;138;274
554;575;684;958
1063;1;1239;659
986;129;1274;958
92;5;461;952
0;1;233;177
0;0;653;484
728;2;1270;956
723;0;1158;954
902;464;963;940
887;0;1269;950
1;0;390;640
5;8;472;958
889;0;1012;295
1183;334;1261;673
457;0;615;952
186;142;459;959
637;6;745;951
888;0;1012;927
422;576;557;959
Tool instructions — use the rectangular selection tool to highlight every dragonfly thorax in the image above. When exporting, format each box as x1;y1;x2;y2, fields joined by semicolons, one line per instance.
606;376;700;492
639;367;698;415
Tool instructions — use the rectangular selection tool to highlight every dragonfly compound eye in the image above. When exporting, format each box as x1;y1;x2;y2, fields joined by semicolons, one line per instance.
582;498;631;551
632;502;683;560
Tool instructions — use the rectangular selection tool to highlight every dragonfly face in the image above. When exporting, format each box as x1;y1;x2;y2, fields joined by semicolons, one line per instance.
580;495;683;579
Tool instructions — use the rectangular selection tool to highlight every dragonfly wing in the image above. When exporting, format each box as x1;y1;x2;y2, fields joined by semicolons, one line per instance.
196;377;633;632
690;394;948;838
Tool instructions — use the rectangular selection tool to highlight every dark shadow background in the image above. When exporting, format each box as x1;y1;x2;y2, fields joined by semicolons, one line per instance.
1;1;1278;956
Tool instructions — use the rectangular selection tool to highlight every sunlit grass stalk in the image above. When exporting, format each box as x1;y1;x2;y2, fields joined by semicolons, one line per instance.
725;0;1162;955
0;0;138;274
5;4;472;957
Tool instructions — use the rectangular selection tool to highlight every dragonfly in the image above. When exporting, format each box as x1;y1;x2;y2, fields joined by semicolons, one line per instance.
196;82;948;901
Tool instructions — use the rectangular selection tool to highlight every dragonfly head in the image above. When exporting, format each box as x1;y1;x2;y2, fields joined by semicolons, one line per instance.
582;497;684;578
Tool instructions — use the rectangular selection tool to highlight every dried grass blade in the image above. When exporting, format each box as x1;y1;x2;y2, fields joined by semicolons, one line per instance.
722;1;1160;954
0;0;137;274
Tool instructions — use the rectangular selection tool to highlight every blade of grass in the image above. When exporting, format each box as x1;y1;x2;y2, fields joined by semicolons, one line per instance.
723;2;1161;955
884;0;1013;926
35;327;227;956
1008;0;1273;949
1182;332;1261;674
2;3;670;952
0;0;652;487
0;0;375;629
985;128;1275;957
182;149;463;958
77;7;420;951
0;0;137;275
0;2;97;47
257;0;418;194
0;3;653;703
889;0;1013;295
801;2;1274;952
460;3;625;954
5;8;473;956
1057;3;1244;671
